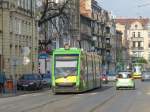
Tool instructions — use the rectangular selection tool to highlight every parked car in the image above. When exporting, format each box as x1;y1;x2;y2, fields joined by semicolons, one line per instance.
107;73;116;81
41;74;51;87
116;71;135;90
17;74;43;90
141;71;150;81
100;74;108;84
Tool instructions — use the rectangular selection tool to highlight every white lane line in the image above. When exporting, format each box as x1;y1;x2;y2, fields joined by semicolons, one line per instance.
89;92;97;95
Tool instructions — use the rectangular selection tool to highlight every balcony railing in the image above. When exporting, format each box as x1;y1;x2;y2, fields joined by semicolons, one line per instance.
131;37;144;41
106;43;111;49
131;47;144;50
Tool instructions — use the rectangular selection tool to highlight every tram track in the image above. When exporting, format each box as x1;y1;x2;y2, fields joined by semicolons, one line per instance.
89;90;123;112
21;94;76;112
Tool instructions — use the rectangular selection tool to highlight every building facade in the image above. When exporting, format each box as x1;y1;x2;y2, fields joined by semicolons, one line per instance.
38;0;114;74
116;18;150;69
105;19;118;74
0;0;38;78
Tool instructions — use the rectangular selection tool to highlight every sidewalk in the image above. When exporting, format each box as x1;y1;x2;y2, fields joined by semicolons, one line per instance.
0;88;50;98
0;90;26;98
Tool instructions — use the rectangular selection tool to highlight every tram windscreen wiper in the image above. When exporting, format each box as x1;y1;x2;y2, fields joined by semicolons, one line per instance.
55;67;77;78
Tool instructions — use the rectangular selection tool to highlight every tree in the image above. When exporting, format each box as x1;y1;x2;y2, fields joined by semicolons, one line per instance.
136;57;148;64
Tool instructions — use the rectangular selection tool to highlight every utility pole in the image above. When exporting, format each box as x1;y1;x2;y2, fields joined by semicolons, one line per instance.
0;0;4;74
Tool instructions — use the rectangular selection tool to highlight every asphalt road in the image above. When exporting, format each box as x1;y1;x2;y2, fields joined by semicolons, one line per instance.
0;80;150;112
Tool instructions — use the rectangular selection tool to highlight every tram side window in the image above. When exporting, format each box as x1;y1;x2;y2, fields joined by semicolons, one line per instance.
93;56;96;77
88;55;92;79
91;55;95;80
96;57;100;76
80;59;85;75
99;57;101;75
81;56;87;80
85;55;88;77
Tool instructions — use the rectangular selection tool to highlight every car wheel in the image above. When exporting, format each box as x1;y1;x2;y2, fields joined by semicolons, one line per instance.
141;79;144;81
37;85;40;90
40;84;43;90
17;86;21;90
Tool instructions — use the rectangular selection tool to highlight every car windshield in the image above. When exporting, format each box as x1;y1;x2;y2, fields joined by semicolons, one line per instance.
117;73;132;78
21;74;36;80
108;73;116;76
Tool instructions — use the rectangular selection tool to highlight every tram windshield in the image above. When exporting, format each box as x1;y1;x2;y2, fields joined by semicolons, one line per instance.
55;55;78;78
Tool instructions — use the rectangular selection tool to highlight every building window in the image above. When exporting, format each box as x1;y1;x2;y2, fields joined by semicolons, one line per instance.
148;32;150;38
106;38;110;44
10;16;13;33
138;32;140;37
139;52;144;57
138;41;143;48
23;0;27;9
149;42;150;48
135;24;138;29
28;0;31;10
148;53;150;61
133;41;136;48
135;42;138;47
141;42;143;47
17;0;20;6
21;0;24;8
132;32;135;37
18;20;21;35
15;18;17;34
26;0;28;10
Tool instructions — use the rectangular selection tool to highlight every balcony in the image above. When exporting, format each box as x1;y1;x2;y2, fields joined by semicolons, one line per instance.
131;37;144;41
131;47;144;51
95;42;102;48
106;43;111;49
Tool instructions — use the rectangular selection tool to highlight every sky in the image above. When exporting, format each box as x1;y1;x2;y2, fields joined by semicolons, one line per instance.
97;0;150;18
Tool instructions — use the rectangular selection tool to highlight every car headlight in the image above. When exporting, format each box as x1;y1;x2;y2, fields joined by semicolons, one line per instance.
29;82;34;85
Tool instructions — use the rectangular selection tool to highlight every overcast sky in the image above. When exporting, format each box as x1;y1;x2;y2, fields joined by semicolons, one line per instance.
97;0;150;18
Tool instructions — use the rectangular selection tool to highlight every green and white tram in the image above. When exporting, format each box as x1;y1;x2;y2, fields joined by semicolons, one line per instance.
51;47;102;93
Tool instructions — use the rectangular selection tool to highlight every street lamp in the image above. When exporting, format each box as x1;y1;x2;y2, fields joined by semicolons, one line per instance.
106;54;112;74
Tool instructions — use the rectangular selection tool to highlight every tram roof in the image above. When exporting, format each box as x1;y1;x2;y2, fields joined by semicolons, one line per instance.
53;48;101;57
53;48;81;54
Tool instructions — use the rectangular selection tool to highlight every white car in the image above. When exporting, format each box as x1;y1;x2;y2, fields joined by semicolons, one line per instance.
116;71;135;90
107;74;116;81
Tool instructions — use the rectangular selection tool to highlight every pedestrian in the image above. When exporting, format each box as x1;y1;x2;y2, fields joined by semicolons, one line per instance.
0;71;6;94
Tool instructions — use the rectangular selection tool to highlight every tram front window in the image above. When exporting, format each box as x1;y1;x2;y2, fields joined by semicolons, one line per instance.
55;61;77;78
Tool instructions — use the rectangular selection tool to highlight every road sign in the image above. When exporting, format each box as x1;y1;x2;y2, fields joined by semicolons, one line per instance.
38;53;49;59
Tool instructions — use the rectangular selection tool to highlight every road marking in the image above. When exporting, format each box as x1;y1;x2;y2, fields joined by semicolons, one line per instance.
89;93;97;95
146;92;150;95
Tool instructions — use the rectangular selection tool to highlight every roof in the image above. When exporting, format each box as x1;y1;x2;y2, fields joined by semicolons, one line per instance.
115;18;149;26
53;48;81;54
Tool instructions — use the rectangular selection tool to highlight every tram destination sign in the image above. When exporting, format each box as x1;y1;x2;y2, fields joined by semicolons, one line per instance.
55;54;79;61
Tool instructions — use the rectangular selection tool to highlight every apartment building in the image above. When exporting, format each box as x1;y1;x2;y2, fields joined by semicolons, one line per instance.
0;0;38;78
38;0;114;74
116;18;150;69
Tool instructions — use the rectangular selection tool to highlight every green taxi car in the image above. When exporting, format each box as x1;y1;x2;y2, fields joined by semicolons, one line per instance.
116;71;135;90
